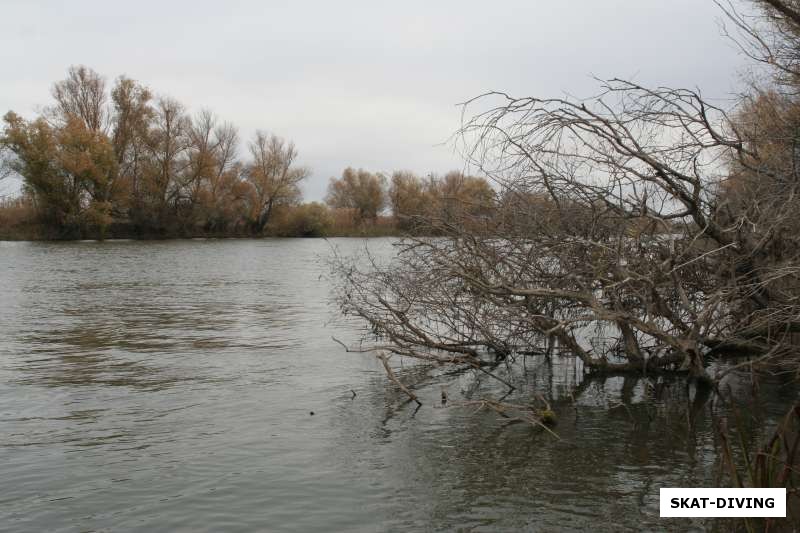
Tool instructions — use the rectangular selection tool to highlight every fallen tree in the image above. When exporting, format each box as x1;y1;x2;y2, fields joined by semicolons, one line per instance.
333;1;800;389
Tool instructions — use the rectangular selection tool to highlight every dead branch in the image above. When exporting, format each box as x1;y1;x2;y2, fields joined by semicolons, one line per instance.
376;352;422;406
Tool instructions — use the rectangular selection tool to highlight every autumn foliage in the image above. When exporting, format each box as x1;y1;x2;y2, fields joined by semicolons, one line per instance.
0;66;310;238
0;66;500;239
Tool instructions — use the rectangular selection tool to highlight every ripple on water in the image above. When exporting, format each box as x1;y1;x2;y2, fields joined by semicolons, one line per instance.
0;238;794;532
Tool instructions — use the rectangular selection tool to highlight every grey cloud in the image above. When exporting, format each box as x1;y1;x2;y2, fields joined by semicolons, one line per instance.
1;0;752;200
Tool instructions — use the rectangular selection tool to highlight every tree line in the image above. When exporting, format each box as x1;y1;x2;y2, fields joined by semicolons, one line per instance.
0;66;307;238
0;67;501;239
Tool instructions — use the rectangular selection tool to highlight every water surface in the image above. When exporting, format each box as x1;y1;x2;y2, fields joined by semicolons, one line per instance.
0;238;794;532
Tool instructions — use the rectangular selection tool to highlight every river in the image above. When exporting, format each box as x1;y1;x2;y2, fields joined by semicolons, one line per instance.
0;238;795;532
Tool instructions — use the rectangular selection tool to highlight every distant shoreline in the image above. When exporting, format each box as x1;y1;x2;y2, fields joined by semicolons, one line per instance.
0;226;403;242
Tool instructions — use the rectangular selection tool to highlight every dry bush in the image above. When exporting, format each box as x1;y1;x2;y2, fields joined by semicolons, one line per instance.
0;196;42;239
333;1;800;383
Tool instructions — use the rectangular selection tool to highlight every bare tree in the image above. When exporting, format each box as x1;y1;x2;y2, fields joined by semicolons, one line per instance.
334;46;800;386
183;110;242;230
244;131;309;233
110;76;153;206
51;65;108;132
141;97;190;218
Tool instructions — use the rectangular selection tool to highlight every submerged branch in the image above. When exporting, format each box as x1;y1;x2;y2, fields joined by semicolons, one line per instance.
376;352;422;406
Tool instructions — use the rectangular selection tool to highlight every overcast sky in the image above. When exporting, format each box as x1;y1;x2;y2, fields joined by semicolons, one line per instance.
1;0;753;200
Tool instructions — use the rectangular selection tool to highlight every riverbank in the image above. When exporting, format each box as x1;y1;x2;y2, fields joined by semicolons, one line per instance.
0;226;401;241
0;213;404;241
